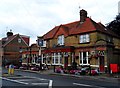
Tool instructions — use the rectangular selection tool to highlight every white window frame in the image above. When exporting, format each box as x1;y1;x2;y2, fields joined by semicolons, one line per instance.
80;34;90;43
42;54;46;64
80;51;89;65
43;41;46;47
52;53;62;65
58;35;64;45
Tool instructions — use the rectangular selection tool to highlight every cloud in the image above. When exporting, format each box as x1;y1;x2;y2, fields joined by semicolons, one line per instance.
0;0;119;45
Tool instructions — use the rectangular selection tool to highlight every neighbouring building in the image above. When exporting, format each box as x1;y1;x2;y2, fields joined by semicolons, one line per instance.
40;9;120;72
1;31;30;66
21;43;40;65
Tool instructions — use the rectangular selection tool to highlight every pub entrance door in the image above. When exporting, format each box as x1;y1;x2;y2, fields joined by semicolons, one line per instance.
99;56;105;72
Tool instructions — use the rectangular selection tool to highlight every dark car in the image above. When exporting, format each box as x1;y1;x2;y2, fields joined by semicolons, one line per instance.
19;64;27;70
79;67;90;75
14;65;19;69
79;67;98;75
30;65;39;71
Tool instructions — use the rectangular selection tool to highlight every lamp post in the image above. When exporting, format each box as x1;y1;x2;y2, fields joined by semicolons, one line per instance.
28;46;32;69
19;47;22;67
27;46;32;70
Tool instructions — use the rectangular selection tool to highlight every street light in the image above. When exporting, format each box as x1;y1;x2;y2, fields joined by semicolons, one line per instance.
26;46;32;70
19;47;22;67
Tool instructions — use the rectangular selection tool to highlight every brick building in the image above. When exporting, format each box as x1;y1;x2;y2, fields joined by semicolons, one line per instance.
1;31;30;66
40;9;120;72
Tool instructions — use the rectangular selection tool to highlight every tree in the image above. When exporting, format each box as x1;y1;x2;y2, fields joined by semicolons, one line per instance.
107;14;120;35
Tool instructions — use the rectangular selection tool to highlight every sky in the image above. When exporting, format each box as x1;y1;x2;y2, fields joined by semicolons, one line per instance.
0;0;119;45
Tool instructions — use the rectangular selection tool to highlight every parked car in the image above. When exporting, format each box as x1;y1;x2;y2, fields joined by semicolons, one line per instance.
5;65;9;69
55;67;63;73
5;65;19;69
69;69;81;74
19;64;27;70
14;65;19;69
79;67;90;75
79;67;98;75
91;69;98;75
30;65;39;71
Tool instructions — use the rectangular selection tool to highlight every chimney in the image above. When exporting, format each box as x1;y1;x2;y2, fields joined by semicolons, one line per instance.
80;9;87;23
7;30;13;37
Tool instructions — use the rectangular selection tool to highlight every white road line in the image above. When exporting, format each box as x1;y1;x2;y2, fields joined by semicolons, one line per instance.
31;83;48;85
73;83;106;88
23;76;47;81
17;79;33;82
49;80;53;88
2;77;28;85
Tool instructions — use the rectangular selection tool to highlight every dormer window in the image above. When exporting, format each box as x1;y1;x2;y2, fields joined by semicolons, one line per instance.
57;35;64;45
80;34;90;43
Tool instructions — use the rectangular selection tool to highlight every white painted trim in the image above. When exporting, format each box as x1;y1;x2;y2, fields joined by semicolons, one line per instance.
86;52;88;64
81;52;83;64
80;64;90;66
90;65;99;67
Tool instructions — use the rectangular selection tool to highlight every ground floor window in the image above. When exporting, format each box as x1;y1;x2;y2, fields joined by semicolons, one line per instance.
80;51;89;65
52;53;62;65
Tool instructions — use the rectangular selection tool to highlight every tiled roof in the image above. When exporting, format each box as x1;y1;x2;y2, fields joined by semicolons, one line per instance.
2;35;16;46
2;34;30;47
69;18;96;35
43;17;119;40
43;21;79;39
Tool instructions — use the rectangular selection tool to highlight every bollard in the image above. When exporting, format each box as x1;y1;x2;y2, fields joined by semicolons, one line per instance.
8;64;12;75
8;64;14;75
11;64;14;75
11;68;14;75
8;68;11;75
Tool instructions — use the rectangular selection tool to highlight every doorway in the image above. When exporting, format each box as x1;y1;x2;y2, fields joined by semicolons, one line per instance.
64;57;68;69
99;56;105;72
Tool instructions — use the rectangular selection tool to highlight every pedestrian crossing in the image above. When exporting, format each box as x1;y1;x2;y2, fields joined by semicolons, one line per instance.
3;76;52;87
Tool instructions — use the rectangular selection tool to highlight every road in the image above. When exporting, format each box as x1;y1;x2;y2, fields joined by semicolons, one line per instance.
2;68;120;88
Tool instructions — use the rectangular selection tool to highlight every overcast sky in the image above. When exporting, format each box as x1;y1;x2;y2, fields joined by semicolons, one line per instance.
0;0;119;45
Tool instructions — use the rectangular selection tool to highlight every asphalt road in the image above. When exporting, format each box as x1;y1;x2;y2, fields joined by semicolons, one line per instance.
2;68;120;88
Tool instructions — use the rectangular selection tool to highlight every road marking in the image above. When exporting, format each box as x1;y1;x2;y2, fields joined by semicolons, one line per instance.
49;80;53;88
2;77;28;85
23;76;47;81
17;79;34;82
73;83;106;88
31;83;48;85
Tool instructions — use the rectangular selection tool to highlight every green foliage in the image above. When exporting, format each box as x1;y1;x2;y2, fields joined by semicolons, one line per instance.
107;14;120;35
